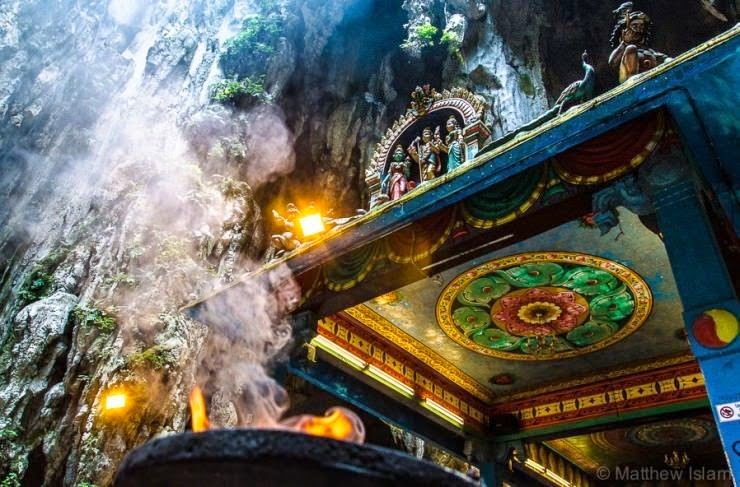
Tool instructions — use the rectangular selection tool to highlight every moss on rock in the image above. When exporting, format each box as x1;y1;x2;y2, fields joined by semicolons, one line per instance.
219;15;283;79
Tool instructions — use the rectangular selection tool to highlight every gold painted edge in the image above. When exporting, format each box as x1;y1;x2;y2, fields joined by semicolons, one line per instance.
492;353;696;404
344;304;495;404
553;111;667;185
461;165;549;229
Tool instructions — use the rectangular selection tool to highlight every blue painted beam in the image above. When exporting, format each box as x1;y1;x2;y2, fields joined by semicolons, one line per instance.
268;26;738;276
288;354;468;455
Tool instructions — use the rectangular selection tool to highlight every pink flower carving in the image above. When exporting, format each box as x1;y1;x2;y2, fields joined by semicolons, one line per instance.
493;288;588;337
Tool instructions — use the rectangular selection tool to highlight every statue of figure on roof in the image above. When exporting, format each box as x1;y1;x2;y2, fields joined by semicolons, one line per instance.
408;126;441;182
408;84;436;116
381;145;411;201
269;203;302;258
439;116;465;172
609;2;671;83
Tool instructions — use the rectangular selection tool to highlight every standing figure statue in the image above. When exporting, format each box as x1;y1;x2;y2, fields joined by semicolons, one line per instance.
381;145;411;201
608;2;671;84
408;126;441;182
270;203;302;258
439;116;465;172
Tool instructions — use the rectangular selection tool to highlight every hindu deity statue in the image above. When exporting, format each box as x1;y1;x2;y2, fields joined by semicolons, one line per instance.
269;203;302;258
381;145;411;201
407;126;441;182
439;116;465;172
608;2;671;84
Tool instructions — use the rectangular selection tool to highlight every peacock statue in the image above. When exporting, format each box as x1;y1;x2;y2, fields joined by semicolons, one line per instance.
554;50;596;114
480;49;597;154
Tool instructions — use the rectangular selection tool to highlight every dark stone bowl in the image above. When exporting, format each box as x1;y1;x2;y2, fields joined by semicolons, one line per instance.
115;429;478;487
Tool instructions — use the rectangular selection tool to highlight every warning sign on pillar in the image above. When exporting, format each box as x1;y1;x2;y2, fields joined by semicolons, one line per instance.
716;402;740;422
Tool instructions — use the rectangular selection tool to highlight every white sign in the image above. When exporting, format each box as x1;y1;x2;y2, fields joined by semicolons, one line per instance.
716;402;740;422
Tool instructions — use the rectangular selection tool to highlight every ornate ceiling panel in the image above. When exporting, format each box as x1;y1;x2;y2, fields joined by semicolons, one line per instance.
436;252;652;360
352;210;690;398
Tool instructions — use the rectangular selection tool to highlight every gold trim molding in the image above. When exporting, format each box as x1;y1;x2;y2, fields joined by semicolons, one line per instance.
343;305;494;404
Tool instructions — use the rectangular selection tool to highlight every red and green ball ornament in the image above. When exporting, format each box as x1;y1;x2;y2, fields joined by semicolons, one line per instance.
692;309;739;349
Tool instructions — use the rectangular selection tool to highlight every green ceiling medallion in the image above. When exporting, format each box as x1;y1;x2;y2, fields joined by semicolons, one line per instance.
436;252;652;360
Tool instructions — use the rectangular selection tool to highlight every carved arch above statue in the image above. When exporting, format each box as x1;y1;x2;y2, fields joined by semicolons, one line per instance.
366;86;490;206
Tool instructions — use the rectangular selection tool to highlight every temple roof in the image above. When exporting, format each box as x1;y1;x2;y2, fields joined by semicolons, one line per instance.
186;25;739;456
189;24;738;308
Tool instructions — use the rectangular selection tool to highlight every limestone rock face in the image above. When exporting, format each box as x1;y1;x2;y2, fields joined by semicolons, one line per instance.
1;292;78;425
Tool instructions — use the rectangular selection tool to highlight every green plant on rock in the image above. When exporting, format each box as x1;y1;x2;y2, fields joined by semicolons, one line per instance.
415;22;439;47
0;428;18;442
16;245;71;306
1;473;20;487
211;76;267;104
76;482;98;487
127;242;145;260
17;270;53;305
73;305;117;333
0;456;25;487
104;273;136;288
440;30;464;63
129;345;174;370
518;73;536;97
220;14;283;79
440;30;460;48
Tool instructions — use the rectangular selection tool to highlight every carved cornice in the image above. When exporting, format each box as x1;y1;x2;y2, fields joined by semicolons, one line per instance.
319;313;489;427
342;305;494;404
327;305;706;431
493;353;697;403
493;360;706;431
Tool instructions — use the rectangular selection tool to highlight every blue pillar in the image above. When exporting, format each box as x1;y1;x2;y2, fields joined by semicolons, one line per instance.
478;461;503;487
645;153;740;482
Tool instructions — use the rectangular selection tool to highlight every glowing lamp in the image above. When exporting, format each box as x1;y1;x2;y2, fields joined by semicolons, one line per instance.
104;392;127;411
300;213;325;237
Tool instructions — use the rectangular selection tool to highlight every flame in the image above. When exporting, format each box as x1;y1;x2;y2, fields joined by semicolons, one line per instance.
189;386;210;433
293;407;365;443
299;213;325;237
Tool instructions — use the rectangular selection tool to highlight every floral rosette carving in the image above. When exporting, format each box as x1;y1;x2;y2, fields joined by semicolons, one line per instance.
436;253;652;360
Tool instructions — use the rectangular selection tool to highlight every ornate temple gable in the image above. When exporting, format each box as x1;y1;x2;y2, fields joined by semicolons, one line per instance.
366;85;490;206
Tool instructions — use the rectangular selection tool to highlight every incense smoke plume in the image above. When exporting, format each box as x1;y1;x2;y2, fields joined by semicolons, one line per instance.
0;1;304;479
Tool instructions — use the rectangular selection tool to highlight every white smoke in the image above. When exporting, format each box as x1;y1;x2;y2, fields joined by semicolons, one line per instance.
242;105;297;189
108;0;148;27
194;262;300;427
1;0;305;465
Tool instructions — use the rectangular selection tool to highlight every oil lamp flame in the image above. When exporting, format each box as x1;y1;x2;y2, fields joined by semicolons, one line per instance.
284;407;365;444
189;386;210;433
299;213;325;237
104;392;127;411
187;387;364;444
